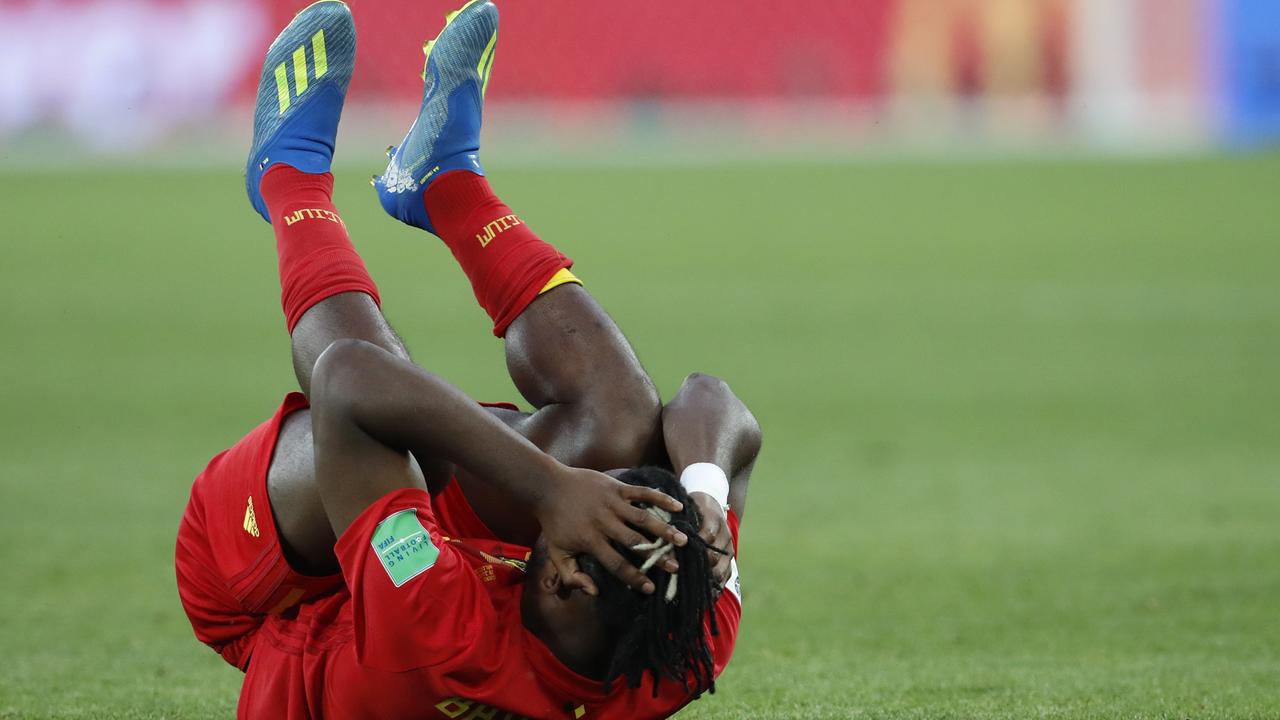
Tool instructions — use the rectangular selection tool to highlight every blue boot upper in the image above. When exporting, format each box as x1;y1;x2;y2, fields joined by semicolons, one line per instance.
374;1;498;235
245;1;356;222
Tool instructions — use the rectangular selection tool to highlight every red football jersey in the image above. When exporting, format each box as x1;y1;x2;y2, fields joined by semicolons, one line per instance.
238;488;743;720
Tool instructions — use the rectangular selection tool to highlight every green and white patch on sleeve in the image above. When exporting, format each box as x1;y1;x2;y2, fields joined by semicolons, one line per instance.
370;508;440;587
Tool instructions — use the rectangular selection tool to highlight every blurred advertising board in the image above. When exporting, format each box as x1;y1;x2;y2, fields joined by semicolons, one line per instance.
0;0;1276;153
0;0;267;148
1221;0;1280;145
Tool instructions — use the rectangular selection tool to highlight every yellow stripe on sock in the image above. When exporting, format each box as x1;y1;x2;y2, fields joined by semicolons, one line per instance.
539;268;582;295
312;30;328;78
274;62;291;113
292;46;309;95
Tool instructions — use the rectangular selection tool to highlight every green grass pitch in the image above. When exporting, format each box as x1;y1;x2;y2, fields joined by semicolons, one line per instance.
1;155;1278;719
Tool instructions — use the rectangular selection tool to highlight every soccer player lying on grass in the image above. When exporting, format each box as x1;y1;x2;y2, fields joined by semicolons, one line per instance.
174;2;760;718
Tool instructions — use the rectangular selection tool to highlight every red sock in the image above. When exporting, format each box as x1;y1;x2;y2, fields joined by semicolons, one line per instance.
424;171;572;337
260;165;380;333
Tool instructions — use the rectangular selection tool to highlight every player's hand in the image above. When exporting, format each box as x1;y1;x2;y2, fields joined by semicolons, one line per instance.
690;492;734;594
535;466;687;596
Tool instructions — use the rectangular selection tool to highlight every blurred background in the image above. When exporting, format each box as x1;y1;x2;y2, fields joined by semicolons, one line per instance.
3;0;1280;161
2;1;1278;718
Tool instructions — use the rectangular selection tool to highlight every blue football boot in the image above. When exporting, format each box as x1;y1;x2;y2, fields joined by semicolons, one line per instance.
374;0;498;235
245;0;356;222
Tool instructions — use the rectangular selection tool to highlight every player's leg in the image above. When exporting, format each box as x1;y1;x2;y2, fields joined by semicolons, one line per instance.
375;2;661;476
243;1;443;575
501;284;662;468
245;3;407;397
179;6;365;668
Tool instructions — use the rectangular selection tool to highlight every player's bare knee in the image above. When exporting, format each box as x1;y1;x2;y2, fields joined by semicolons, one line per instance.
310;339;375;410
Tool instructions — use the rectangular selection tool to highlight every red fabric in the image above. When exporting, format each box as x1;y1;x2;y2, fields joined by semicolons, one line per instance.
424;171;572;337
174;394;518;672
175;393;342;670
260;166;381;333
238;488;743;720
431;478;500;542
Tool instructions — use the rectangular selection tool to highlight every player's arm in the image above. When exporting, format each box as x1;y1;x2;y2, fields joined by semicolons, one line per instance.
309;338;687;594
661;372;762;586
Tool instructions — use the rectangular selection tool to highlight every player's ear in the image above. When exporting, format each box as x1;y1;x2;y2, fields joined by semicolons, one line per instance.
539;569;562;595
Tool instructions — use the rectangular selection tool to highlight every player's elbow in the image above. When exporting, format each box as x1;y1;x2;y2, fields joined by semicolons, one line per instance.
742;408;763;462
678;372;740;409
681;372;763;456
681;372;731;396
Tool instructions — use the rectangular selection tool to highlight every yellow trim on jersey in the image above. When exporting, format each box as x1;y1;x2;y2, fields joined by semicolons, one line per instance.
539;268;581;295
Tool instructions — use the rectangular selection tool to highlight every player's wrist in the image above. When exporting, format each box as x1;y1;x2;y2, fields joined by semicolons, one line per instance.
527;454;571;513
680;462;729;512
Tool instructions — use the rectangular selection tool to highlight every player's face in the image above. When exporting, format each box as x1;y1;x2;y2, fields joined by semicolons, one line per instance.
521;538;610;673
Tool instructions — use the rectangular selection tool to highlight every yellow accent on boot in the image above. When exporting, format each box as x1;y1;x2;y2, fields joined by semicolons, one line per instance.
312;30;328;78
274;63;291;113
292;45;309;95
477;30;498;96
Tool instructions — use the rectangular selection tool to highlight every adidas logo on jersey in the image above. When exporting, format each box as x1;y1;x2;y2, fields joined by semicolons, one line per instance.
244;496;261;538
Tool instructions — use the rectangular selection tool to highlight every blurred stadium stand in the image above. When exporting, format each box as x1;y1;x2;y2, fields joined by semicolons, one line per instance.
1;0;1278;163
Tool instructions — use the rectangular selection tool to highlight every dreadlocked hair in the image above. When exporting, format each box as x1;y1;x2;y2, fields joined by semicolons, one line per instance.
576;466;728;699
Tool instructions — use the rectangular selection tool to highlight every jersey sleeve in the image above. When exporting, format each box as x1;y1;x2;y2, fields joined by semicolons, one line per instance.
334;487;497;673
709;508;743;678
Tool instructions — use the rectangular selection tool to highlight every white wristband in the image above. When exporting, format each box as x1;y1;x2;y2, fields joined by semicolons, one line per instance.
679;463;730;510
